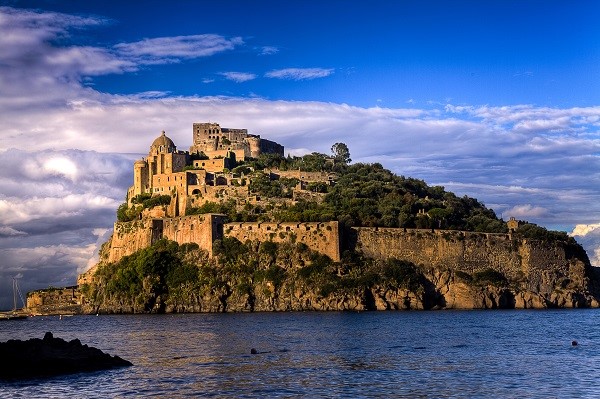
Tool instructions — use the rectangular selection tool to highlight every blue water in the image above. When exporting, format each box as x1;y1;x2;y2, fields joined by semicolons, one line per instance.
1;310;599;398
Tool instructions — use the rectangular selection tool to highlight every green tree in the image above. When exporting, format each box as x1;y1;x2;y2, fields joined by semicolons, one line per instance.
331;142;351;164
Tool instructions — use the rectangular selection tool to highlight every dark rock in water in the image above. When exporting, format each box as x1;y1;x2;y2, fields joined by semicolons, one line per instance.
250;348;258;354
0;332;132;379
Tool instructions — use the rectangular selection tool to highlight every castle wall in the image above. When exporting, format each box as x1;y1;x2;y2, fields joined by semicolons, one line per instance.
192;158;235;173
352;228;573;288
27;286;81;314
225;221;340;262
151;172;188;195
258;137;284;157
106;215;225;263
108;220;159;263
352;228;517;274
268;169;335;183
188;185;250;208
198;149;246;161
161;214;224;256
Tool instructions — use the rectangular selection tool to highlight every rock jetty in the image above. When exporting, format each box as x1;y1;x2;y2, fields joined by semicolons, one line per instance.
0;332;132;379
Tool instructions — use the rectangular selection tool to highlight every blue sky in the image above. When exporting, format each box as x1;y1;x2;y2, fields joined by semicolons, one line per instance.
1;1;600;308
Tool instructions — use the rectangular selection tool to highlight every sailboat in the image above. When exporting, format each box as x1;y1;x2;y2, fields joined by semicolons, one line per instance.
0;278;28;320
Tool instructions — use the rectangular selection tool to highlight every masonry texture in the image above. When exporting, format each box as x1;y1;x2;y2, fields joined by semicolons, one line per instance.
103;216;340;264
350;228;584;295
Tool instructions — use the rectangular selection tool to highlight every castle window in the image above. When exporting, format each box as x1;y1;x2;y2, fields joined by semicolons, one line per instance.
190;224;193;230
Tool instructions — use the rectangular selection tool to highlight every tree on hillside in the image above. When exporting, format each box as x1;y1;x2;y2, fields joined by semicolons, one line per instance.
331;142;351;164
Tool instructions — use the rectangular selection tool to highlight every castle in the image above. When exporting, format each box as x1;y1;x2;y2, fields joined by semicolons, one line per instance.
127;123;285;216
77;123;339;284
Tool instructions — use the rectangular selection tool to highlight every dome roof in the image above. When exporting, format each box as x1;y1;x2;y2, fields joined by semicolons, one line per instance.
151;131;176;152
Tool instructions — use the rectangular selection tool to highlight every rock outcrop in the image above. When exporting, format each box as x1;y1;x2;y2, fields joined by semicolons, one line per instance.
0;332;132;379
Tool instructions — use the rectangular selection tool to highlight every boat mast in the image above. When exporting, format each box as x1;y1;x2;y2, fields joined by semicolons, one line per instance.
13;278;17;311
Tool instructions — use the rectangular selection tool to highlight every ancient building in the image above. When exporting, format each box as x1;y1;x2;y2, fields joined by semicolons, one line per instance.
189;122;284;159
127;124;285;215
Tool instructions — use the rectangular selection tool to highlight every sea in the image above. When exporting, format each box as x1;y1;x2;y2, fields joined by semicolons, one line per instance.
1;310;599;398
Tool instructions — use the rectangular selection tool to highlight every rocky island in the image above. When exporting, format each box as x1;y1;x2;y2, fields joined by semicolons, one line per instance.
27;122;600;313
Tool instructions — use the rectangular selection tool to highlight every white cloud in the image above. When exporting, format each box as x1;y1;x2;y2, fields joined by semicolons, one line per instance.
503;204;549;220
219;71;257;83
260;46;279;55
571;224;600;266
265;67;334;80
114;34;243;63
572;223;600;237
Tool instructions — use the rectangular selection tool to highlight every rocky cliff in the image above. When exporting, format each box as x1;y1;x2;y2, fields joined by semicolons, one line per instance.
64;229;599;314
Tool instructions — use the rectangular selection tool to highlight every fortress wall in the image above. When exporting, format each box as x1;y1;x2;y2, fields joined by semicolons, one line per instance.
108;220;157;263
151;172;187;194
225;221;340;261
517;240;573;293
106;217;573;288
188;185;251;209
161;214;223;256
27;286;81;314
353;228;522;277
268;169;333;183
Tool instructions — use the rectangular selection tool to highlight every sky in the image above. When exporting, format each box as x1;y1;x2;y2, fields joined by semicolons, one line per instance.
1;1;600;309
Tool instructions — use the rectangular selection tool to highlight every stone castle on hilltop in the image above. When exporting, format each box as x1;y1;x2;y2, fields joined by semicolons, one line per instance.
128;123;285;216
75;122;340;284
26;122;596;314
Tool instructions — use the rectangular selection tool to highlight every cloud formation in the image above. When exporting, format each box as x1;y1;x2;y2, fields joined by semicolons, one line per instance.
265;67;334;80
114;34;244;64
260;46;279;55
219;71;257;83
571;224;600;266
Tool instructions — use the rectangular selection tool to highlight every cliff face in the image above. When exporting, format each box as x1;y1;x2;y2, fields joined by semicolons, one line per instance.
69;228;599;314
80;265;597;314
33;209;599;314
